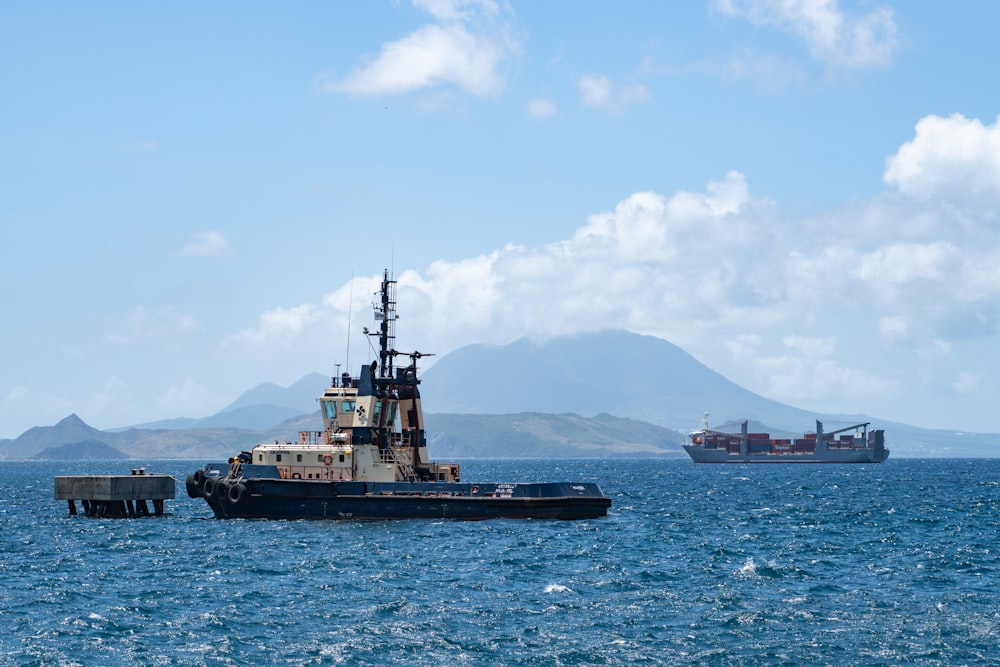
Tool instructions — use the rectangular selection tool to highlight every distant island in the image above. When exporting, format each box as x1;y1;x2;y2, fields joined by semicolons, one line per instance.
32;439;130;461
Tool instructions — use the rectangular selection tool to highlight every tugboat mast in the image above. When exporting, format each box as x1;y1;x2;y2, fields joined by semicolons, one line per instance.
368;269;433;382
374;269;397;380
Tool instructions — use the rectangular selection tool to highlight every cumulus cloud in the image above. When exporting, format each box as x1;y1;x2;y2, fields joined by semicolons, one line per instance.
884;113;1000;204
319;0;518;98
227;119;1000;425
715;0;898;69
176;230;233;257
577;73;651;113
225;304;319;350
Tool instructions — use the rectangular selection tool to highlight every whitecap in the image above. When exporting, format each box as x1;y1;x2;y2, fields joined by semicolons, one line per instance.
544;583;571;594
735;556;758;578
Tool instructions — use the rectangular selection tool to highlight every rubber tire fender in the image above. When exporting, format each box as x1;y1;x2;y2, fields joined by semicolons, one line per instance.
185;474;200;498
227;482;246;505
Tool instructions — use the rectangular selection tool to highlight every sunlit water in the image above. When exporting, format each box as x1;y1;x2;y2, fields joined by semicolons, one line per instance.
2;458;998;665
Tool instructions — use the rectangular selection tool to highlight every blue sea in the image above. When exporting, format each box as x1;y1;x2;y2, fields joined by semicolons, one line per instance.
2;458;998;666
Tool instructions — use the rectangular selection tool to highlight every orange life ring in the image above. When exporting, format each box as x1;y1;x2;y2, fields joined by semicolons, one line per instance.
322;454;333;466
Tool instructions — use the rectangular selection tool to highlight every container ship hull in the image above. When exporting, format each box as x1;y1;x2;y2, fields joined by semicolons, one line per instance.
685;418;888;464
682;446;888;464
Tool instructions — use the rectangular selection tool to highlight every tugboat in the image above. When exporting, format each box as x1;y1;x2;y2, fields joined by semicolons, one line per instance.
684;413;888;463
186;271;612;520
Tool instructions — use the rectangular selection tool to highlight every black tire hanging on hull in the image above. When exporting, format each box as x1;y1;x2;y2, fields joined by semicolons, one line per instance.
185;474;201;498
227;482;246;505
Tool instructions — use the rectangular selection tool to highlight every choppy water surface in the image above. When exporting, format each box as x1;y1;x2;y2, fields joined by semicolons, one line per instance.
2;458;998;665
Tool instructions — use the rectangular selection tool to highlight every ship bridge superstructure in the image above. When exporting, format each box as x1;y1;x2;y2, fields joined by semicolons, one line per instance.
235;270;459;484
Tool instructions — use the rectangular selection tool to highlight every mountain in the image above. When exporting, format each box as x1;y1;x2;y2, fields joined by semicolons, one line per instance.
422;330;828;432
425;412;685;458
33;439;130;460
0;412;261;461
9;414;104;453
126;373;329;431
220;373;329;413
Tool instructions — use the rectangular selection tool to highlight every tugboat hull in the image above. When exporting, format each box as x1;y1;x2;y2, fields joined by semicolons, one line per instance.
188;472;611;520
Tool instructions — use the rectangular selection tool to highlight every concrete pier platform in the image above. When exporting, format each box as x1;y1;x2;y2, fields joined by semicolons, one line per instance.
54;471;176;517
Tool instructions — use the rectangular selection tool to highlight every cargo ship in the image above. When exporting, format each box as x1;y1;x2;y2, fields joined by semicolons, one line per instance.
186;271;611;520
684;413;888;463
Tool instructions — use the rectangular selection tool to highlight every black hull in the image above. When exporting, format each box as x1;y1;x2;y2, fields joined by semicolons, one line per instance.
683;444;889;464
188;474;611;521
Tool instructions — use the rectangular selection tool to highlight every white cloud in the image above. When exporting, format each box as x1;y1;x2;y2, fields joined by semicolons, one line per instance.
578;73;651;113
176;230;233;257
528;98;557;118
225;304;319;349
319;0;517;98
877;315;910;343
726;333;763;359
856;241;956;291
412;0;495;22
782;335;835;357
715;0;898;68
884;113;1000;205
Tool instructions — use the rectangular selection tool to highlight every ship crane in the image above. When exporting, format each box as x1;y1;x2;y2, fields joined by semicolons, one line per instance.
816;420;870;442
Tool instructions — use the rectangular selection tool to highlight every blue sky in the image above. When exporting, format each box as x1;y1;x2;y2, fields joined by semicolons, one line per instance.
4;1;1000;438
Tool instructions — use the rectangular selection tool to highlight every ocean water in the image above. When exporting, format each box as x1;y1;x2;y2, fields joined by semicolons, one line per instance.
1;458;998;666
